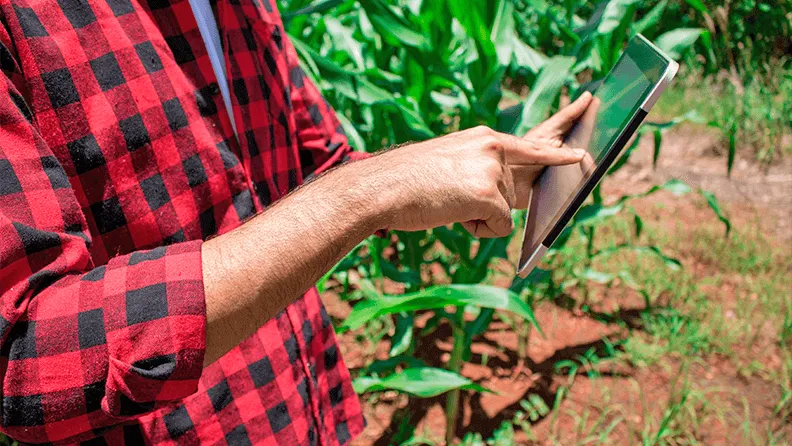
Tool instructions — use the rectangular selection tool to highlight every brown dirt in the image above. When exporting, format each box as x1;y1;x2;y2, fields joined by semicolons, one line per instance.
325;125;792;445
608;124;792;242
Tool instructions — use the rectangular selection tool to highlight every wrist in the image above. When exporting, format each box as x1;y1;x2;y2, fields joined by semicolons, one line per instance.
336;155;398;233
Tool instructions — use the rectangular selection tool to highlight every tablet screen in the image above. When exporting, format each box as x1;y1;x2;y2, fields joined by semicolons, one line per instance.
521;38;669;267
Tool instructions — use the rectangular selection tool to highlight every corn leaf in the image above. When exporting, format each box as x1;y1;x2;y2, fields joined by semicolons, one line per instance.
291;37;394;104
367;10;429;49
699;190;731;236
655;28;707;60
513;56;575;135
364;355;426;375
340;285;539;332
447;0;495;60
389;312;414;356
513;38;548;74
632;0;668;36
652;128;663;168
597;0;641;36
593;244;682;270
608;130;644;174
352;367;491;397
612;180;730;235
574;203;625;226
682;0;708;13
281;0;346;21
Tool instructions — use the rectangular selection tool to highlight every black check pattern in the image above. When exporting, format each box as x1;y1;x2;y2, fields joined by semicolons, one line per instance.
0;0;365;443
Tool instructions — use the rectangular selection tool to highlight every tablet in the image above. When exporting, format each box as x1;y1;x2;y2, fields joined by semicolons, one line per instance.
518;34;678;278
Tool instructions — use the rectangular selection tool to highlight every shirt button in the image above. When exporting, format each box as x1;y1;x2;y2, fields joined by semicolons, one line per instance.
209;83;220;95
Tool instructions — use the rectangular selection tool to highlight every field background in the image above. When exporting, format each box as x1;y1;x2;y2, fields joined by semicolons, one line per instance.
277;0;792;444
0;1;787;446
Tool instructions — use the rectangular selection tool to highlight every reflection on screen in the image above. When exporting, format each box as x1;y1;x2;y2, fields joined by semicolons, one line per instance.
568;55;664;164
521;39;667;266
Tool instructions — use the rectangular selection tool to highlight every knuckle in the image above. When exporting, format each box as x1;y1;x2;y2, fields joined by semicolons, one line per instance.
481;134;501;152
472;180;496;200
471;125;494;136
483;157;503;178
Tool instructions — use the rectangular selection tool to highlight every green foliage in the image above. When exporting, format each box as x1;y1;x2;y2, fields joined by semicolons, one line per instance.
352;367;491;397
339;284;539;333
279;0;736;442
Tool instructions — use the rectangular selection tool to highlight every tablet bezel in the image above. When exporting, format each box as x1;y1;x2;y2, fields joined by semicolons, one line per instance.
517;34;679;278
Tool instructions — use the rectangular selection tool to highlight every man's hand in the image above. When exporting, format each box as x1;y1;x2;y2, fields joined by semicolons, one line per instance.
360;125;586;238
509;91;595;208
201;95;593;364
524;91;593;145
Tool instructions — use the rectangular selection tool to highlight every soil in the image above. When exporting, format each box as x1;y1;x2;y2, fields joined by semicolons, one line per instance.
324;125;792;445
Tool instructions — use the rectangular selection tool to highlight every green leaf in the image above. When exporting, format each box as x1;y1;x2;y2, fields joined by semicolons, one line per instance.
655;28;707;60
365;355;426;375
633;212;643;238
644;110;707;130
389;312;414;356
291;37;394;105
490;0;516;67
582;268;614;284
316;242;365;292
394;99;435;138
574;203;625;226
513;39;548;74
434;225;472;263
698;190;731;236
513;56;575;135
659;179;693;196
336;114;367;152
341;285;540;333
324;16;365;70
448;0;495;60
431;91;471;111
367;10;429;49
608;130;643;174
727;120;736;177
472;237;510;271
466;308;495;338
352;367;491;397
652;128;662;168
612;180;730;236
594;244;682;270
616;179;692;204
381;262;422;287
682;0;708;13
597;0;641;36
632;0;667;36
282;0;346;21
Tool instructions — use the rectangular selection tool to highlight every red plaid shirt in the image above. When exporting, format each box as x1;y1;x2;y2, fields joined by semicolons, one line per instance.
0;0;366;443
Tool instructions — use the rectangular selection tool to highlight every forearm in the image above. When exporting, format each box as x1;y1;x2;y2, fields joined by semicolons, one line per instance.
201;160;386;365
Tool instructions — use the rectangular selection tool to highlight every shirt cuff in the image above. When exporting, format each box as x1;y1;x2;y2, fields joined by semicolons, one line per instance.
101;240;206;417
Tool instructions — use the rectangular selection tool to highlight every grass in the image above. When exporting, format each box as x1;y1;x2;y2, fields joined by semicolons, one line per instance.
342;188;791;444
444;191;792;445
653;66;792;166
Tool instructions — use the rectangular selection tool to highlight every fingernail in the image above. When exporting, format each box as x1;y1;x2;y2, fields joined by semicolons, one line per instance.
573;149;586;157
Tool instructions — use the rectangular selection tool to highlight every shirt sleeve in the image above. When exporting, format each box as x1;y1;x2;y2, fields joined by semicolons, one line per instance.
277;14;369;179
0;33;206;445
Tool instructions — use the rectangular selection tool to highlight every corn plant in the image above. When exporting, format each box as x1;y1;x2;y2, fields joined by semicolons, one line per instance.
279;0;730;441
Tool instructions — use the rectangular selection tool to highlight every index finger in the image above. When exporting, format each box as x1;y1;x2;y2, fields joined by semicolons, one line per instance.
501;134;586;166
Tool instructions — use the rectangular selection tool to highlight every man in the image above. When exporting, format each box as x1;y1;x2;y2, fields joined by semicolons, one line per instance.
0;0;592;442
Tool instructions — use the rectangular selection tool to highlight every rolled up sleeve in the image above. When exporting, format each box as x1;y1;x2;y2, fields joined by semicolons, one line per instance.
0;66;206;444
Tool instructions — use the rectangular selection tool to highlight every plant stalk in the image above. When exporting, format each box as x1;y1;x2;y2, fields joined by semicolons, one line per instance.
517;319;532;363
445;308;466;445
